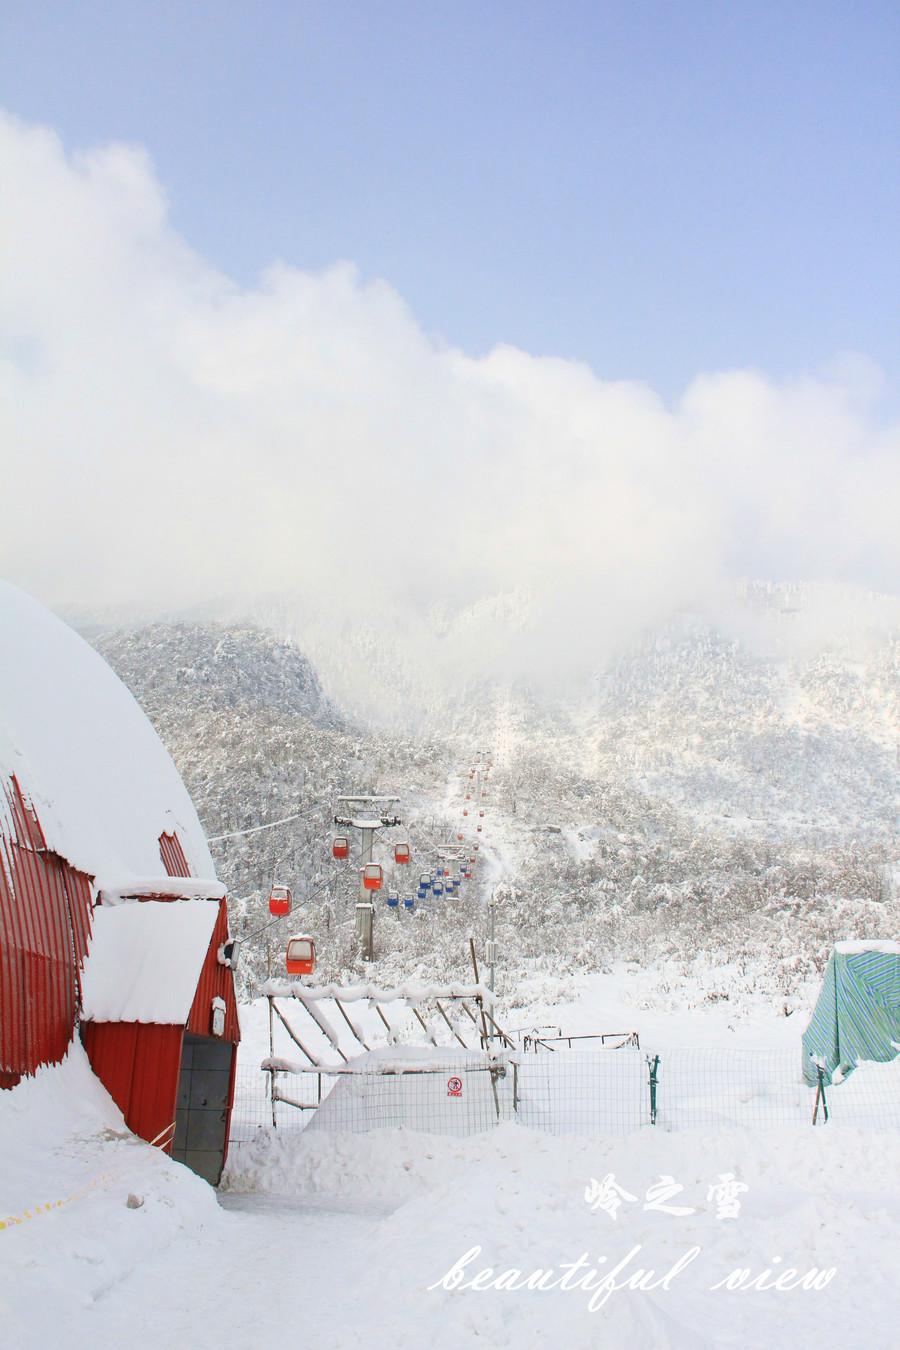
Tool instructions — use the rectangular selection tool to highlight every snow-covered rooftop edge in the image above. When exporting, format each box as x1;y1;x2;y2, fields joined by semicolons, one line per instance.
0;583;217;884
95;876;226;905
80;900;221;1023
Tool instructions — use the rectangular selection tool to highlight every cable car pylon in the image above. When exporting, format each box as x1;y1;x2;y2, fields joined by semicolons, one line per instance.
333;794;402;961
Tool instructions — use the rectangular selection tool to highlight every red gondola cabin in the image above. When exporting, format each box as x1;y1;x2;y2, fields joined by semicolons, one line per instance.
333;836;349;859
285;934;315;977
362;863;383;890
394;843;410;864
268;884;292;916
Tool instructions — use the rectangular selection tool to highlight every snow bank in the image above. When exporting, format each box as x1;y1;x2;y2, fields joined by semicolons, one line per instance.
834;940;900;955
0;582;216;882
0;1042;221;1349
224;1119;900;1349
80;900;220;1022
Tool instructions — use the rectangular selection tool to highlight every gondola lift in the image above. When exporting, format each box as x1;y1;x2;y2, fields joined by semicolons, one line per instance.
268;884;292;916
387;889;400;908
362;863;383;891
394;842;410;864
285;933;315;977
332;836;349;859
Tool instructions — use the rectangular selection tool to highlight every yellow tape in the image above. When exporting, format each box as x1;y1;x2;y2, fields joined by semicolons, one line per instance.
1;1120;175;1231
1;1170;120;1230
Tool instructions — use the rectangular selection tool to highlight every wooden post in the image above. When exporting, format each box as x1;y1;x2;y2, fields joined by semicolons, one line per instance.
435;999;469;1048
469;937;490;1049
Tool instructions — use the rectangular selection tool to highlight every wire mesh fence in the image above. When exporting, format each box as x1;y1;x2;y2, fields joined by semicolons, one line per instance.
229;1048;900;1143
230;1064;318;1139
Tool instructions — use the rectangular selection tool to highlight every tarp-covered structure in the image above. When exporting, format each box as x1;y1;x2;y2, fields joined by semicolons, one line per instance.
802;941;900;1085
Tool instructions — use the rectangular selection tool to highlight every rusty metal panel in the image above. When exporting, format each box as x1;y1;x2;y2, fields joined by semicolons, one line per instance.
186;898;241;1044
158;831;191;878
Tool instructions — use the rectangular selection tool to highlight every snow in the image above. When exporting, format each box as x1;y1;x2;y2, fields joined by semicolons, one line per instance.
260;979;496;1004
0;582;216;883
95;876;226;904
4;982;900;1347
79;900;220;1023
0;1044;220;1348
834;939;900;955
218;1121;900;1349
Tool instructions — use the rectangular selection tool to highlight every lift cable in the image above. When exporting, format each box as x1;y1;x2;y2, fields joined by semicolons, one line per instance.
205;803;328;842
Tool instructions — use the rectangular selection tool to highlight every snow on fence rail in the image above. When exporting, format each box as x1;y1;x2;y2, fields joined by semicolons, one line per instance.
229;1048;900;1143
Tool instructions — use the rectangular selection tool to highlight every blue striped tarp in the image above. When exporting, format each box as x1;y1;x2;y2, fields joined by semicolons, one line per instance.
802;944;900;1085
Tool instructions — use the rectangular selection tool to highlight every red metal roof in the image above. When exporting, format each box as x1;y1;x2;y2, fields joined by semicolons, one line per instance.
159;831;191;878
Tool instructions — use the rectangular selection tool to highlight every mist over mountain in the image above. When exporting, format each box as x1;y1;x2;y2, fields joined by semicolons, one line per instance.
88;583;900;1012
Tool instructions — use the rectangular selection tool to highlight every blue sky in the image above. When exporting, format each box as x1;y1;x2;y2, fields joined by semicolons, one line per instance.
3;1;898;401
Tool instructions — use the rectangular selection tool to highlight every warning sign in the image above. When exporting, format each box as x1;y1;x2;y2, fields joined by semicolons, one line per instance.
447;1076;463;1097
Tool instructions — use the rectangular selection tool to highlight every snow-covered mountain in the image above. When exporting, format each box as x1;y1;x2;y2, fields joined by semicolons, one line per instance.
88;584;900;1007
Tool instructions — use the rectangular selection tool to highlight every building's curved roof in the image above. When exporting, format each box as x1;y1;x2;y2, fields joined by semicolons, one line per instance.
0;583;216;886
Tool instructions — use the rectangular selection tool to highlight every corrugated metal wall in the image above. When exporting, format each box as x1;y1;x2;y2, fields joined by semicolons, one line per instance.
83;898;240;1155
81;1020;185;1148
0;777;93;1084
158;831;191;878
186;898;241;1043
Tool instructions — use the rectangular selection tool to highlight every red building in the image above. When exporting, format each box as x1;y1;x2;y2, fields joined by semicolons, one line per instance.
0;583;240;1184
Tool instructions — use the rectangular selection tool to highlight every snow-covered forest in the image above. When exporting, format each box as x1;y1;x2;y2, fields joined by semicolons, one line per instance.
87;583;900;1021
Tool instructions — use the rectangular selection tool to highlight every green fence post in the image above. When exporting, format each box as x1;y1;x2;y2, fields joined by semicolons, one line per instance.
647;1054;660;1125
813;1064;829;1124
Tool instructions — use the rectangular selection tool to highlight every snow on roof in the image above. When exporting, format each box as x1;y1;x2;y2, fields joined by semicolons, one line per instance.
0;583;216;883
96;876;226;905
259;980;496;1004
835;940;900;956
80;900;220;1023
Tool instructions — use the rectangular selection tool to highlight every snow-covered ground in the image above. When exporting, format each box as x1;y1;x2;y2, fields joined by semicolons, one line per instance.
4;977;900;1349
234;963;811;1074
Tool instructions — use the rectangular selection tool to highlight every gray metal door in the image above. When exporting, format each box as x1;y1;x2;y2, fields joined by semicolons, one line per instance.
172;1032;234;1185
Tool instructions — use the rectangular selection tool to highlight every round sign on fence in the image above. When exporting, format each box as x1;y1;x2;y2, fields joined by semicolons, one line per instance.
447;1076;463;1097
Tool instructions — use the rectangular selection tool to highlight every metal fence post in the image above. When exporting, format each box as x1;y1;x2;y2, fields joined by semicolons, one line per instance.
647;1054;660;1125
813;1064;829;1124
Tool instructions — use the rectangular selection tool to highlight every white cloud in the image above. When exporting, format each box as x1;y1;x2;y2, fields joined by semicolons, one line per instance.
2;111;899;693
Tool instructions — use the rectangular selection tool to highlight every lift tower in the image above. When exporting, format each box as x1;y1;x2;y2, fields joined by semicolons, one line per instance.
334;795;401;961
